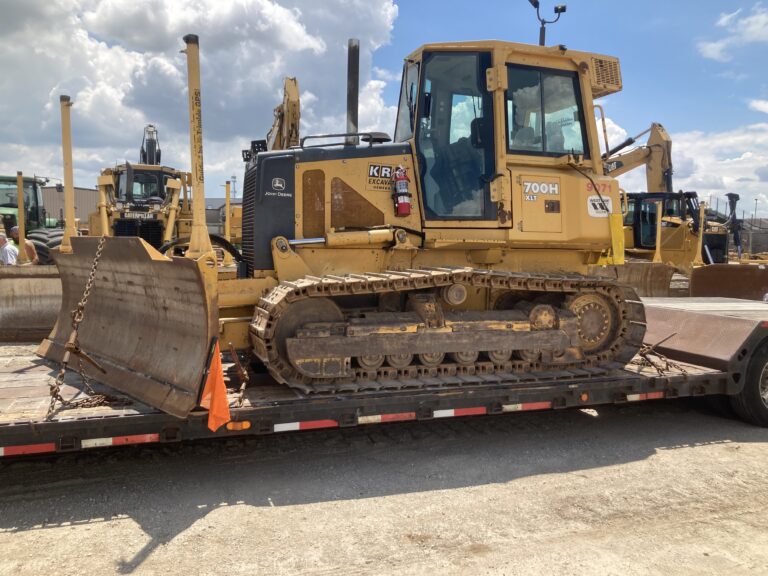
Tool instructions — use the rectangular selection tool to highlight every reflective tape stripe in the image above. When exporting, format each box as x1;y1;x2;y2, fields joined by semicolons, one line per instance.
502;401;553;412
274;420;338;433
81;434;161;449
434;407;487;418
359;412;416;425
0;443;57;457
627;392;665;402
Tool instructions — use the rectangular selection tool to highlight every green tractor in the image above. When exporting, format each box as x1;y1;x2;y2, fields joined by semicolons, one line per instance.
0;175;62;264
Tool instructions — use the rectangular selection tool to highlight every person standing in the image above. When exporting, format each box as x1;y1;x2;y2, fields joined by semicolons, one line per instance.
9;226;39;264
0;233;19;265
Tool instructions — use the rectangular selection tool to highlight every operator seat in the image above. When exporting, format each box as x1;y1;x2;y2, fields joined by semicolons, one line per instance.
429;136;483;215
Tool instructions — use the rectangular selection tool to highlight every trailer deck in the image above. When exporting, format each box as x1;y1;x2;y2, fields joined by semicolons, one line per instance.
1;298;766;456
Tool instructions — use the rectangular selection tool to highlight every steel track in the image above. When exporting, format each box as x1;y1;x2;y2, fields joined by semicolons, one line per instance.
250;267;647;393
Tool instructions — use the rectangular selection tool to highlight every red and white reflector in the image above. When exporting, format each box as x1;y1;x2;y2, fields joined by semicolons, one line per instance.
627;391;665;402
433;407;487;418
358;412;416;425
273;419;338;433
81;433;160;449
0;442;57;457
502;401;553;412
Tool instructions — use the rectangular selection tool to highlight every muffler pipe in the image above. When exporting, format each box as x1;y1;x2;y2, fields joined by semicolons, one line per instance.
345;38;360;146
59;95;78;253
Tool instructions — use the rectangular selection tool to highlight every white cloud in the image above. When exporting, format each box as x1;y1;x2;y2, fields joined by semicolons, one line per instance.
716;8;742;27
750;99;768;114
698;4;768;61
372;66;401;82
0;0;399;193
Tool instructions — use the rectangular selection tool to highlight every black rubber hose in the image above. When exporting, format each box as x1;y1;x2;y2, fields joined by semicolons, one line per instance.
158;233;243;262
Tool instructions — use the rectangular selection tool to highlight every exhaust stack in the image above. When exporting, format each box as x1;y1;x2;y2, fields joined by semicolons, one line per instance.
59;95;77;253
181;33;214;260
345;38;360;146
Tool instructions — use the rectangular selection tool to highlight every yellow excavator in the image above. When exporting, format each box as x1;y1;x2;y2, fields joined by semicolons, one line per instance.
41;34;648;417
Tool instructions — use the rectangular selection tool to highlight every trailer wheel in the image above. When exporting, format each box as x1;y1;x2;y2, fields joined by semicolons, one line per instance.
730;343;768;427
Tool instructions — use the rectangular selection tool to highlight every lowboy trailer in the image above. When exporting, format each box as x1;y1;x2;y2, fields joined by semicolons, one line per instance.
1;298;767;458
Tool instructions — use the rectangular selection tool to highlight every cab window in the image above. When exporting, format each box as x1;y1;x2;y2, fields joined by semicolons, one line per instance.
394;62;419;142
506;65;588;157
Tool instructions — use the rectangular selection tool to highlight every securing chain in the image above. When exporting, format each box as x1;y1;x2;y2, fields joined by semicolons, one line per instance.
629;333;688;376
46;237;131;419
228;341;250;408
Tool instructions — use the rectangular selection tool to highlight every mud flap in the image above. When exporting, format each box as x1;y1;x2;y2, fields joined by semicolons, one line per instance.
614;262;676;297
37;237;216;418
0;265;61;341
690;264;768;301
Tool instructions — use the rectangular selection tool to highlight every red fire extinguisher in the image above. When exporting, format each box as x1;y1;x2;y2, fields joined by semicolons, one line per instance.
392;165;411;217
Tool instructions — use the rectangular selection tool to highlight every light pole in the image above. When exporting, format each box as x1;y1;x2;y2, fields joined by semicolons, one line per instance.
754;197;758;226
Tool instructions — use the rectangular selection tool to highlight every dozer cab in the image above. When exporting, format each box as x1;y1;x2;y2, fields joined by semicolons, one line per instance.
40;35;646;418
87;124;193;250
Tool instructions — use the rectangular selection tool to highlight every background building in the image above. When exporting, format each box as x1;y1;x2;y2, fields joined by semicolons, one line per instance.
41;186;98;227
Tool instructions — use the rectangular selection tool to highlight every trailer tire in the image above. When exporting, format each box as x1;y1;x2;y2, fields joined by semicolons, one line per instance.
730;343;768;427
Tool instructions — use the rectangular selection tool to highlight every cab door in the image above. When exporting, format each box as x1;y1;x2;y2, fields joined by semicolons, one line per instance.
414;51;505;229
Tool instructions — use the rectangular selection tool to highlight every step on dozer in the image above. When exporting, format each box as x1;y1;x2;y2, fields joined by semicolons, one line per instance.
37;237;216;417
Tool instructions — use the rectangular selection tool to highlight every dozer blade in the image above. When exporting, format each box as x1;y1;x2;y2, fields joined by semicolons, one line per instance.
615;262;676;297
0;265;61;342
37;237;216;418
690;264;768;301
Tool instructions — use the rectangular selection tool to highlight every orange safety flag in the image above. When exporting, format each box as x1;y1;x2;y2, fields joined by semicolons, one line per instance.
200;341;231;432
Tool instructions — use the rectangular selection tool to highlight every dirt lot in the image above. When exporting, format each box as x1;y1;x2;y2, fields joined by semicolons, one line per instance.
1;399;767;575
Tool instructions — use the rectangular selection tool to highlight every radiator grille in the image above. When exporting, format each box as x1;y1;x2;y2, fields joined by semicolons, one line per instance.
241;164;258;276
590;57;622;98
114;218;164;249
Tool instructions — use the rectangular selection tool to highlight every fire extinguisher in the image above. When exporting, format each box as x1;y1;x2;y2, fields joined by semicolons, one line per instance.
392;165;411;217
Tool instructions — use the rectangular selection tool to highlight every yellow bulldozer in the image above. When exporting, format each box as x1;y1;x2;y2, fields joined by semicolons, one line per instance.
41;34;648;417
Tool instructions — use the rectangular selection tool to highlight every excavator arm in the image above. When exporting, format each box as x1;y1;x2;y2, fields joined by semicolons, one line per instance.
603;122;673;193
266;77;300;151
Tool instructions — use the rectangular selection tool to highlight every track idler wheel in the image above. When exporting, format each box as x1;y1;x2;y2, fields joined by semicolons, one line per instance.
567;293;617;354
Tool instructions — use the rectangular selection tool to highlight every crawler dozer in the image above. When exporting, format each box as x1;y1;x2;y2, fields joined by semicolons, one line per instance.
40;35;648;417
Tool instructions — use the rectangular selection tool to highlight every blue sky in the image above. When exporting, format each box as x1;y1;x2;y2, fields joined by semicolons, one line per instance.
0;0;766;214
377;1;766;134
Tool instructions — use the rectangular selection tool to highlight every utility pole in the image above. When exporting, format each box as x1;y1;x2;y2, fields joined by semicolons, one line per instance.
754;197;758;227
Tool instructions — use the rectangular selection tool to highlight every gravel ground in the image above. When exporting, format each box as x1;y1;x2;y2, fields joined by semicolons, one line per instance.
1;399;767;575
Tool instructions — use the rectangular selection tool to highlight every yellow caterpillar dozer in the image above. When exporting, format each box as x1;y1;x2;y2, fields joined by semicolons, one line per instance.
40;34;648;417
